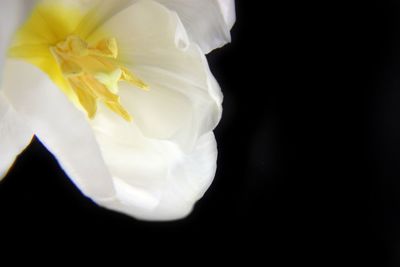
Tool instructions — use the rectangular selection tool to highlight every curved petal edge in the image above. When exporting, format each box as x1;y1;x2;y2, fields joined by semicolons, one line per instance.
95;132;218;221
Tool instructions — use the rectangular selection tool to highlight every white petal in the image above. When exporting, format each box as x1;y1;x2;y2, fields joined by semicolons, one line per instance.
90;0;222;151
91;106;218;220
216;0;236;30
85;1;222;220
154;0;235;53
0;0;35;78
2;60;115;200
0;0;35;179
0;92;33;179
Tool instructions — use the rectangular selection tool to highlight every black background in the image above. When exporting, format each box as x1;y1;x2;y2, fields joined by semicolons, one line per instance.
3;0;400;264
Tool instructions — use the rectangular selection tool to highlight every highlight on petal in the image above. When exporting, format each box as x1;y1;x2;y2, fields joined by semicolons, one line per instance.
0;92;33;179
2;59;116;200
90;0;223;151
154;0;236;53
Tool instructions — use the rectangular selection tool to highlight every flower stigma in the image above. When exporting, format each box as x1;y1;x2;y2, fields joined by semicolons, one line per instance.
8;2;149;121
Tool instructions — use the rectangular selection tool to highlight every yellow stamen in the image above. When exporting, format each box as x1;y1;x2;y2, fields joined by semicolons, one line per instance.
7;2;148;121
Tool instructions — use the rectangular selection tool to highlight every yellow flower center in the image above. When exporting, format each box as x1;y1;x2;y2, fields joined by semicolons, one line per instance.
50;35;147;121
8;2;148;121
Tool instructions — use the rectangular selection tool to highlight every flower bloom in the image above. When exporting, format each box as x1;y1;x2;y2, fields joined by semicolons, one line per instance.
0;0;235;220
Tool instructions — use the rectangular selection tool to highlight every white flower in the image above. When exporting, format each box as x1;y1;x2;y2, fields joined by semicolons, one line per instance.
0;0;235;221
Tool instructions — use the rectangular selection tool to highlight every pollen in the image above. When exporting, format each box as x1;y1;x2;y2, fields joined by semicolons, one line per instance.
7;2;148;121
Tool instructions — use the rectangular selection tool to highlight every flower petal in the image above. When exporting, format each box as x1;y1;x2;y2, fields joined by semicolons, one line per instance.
216;0;236;30
154;0;235;53
88;1;221;218
2;59;116;199
90;0;223;151
0;0;35;76
0;92;33;179
0;0;35;180
91;106;218;220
